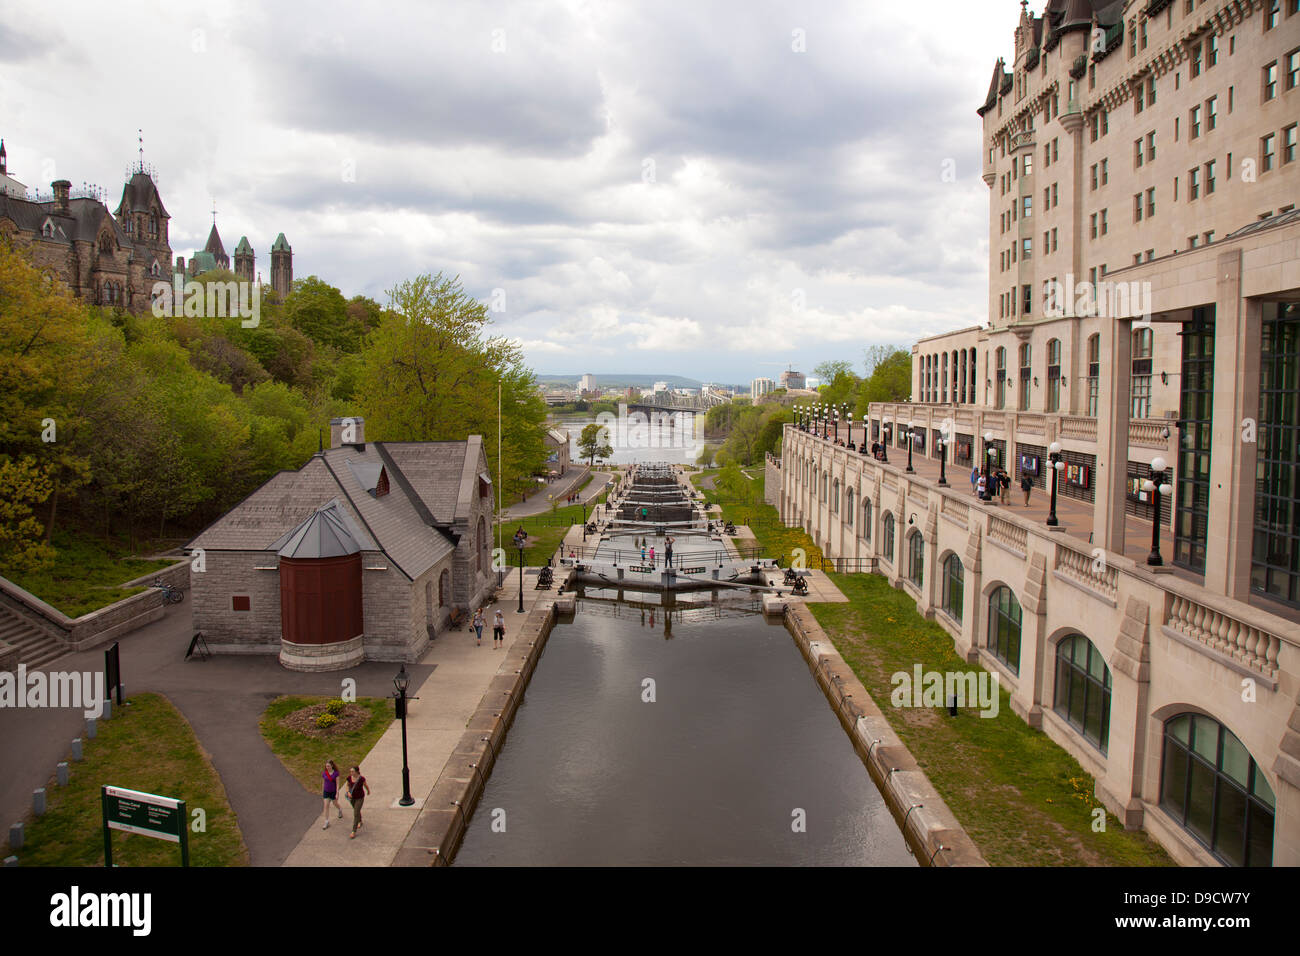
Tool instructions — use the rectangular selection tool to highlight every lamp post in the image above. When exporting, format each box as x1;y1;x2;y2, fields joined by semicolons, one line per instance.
582;502;588;542
881;416;891;463
833;407;840;443
982;431;995;501
847;411;854;449
393;665;418;807
517;541;526;613
905;421;915;473
1046;441;1063;527
936;434;948;486
1144;456;1172;566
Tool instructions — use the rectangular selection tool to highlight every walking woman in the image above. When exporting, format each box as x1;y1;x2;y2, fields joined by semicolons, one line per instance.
321;760;342;829
493;609;506;649
472;607;485;646
346;766;369;839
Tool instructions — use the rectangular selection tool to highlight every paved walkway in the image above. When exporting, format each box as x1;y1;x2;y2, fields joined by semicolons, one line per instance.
502;469;612;519
282;570;550;866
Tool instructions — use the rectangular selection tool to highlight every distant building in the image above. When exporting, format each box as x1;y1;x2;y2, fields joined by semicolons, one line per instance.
779;369;806;390
652;381;670;394
751;377;775;399
543;426;571;475
181;217;293;300
578;374;597;394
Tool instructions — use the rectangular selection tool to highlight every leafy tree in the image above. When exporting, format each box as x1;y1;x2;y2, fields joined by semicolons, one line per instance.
856;348;913;416
578;422;612;465
0;456;57;571
285;276;357;351
814;359;853;384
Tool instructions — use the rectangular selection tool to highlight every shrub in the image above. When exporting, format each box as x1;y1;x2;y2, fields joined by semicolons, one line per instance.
315;713;339;729
326;698;346;715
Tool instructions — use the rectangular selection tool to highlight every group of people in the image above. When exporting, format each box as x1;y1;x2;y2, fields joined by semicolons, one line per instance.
970;465;1034;506
471;607;507;648
321;760;370;838
562;492;581;504
632;535;675;567
867;441;888;460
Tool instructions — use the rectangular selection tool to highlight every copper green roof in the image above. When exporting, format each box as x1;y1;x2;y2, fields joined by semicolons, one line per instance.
271;232;291;252
234;235;253;255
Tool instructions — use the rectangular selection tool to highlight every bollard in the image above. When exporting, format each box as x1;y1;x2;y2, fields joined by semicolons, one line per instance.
102;697;112;721
947;693;958;717
8;823;23;850
71;738;83;762
3;856;16;867
57;762;69;786
32;789;45;817
86;718;97;739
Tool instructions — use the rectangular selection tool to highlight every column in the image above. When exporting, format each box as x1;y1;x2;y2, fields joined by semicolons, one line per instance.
1092;317;1132;553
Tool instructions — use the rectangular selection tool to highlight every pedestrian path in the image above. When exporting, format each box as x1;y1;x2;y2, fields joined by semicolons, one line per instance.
282;572;549;867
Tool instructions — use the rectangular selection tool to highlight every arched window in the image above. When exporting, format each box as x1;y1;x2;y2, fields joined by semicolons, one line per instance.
861;499;872;541
907;531;924;587
1160;713;1274;866
1054;635;1111;752
882;512;895;564
831;478;840;513
987;586;1022;675
942;554;964;621
438;569;450;607
821;471;828;503
844;487;854;526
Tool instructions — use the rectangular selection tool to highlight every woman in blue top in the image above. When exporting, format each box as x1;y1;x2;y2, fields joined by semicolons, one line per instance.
321;759;342;829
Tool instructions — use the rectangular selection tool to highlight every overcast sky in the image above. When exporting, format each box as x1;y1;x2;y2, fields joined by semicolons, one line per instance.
1;0;1014;384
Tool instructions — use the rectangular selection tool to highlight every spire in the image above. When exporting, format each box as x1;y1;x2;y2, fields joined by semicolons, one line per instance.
0;138;6;175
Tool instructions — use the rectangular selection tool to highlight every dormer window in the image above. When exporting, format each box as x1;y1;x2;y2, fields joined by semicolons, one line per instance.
375;466;390;498
41;218;54;238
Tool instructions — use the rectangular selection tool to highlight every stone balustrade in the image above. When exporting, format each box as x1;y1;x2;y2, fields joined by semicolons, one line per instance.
987;514;1028;554
1164;595;1283;679
1054;540;1119;602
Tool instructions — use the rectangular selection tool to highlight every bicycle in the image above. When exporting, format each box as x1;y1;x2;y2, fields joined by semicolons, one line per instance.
151;577;186;604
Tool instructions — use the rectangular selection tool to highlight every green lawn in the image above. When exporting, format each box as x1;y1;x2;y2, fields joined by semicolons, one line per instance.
706;473;1173;867
2;693;248;866
259;696;394;793
0;528;178;618
503;479;615;565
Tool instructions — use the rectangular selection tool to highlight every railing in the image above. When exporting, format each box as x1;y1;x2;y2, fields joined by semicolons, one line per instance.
1059;416;1097;440
1017;413;1046;435
1054;541;1118;602
1165;595;1282;678
941;496;970;525
1130;420;1170;448
988;515;1028;554
954;409;974;428
982;411;1006;431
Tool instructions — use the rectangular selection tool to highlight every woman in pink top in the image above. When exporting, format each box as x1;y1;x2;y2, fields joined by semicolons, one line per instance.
321;759;342;829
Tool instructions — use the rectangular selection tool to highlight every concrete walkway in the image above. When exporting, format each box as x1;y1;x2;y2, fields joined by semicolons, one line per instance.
282;568;551;866
503;469;613;519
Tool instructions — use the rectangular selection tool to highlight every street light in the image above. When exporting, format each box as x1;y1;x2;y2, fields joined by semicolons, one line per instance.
582;502;588;542
833;407;840;443
517;540;526;613
936;433;948;486
982;431;996;501
847;411;854;449
393;665;418;806
1046;441;1063;527
905;421;915;473
881;416;891;463
1144;456;1172;566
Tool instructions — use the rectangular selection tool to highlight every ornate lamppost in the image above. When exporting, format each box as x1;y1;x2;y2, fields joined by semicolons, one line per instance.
847;411;854;449
905;421;915;473
517;539;526;613
936;433;948;486
881;416;891;464
982;431;996;501
1144;456;1172;566
392;665;418;806
832;407;840;443
1046;441;1063;527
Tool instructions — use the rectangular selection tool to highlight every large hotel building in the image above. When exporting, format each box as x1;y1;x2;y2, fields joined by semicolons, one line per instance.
780;0;1298;865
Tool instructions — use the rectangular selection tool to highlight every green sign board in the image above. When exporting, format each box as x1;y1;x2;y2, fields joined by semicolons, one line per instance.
102;785;189;866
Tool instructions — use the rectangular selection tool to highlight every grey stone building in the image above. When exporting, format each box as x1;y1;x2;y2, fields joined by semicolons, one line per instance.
186;417;497;670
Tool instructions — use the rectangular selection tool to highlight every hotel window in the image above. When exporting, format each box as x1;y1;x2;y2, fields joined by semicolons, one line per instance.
1207;96;1217;130
1207;34;1218;68
1090;114;1100;141
1146;248;1155;261
1090;213;1098;239
987;586;1022;676
1129;22;1138;58
1264;62;1278;100
1191;44;1202;77
1160;714;1275;867
1052;137;1059;163
1054;635;1111;754
1262;133;1276;172
1089;64;1096;91
1140;19;1148;50
1135;137;1144;166
1265;0;1280;29
1255;303;1300;606
1189;166;1201;199
1023;154;1033;175
1134;193;1144;222
1147;130;1156;160
1046;338;1061;412
1189;235;1199;249
1284;124;1297;164
1205;161;1216;194
1287;49;1299;90
1101;158;1108;184
1204;231;1214;244
1190;104;1201;138
1051;227;1058;251
1174;311;1214;571
1022;282;1032;316
1019;343;1031;410
1102;110;1109;134
1135;82;1145;113
1131;327;1153;419
942;554;964;622
1144;78;1155;107
1174;174;1180;200
995;347;1006;409
1101;208;1108;235
1043;142;1050;166
1087;333;1100;416
1044;186;1050;209
1090;163;1099;190
1022;195;1032;218
1052;182;1058;207
1147;187;1156;216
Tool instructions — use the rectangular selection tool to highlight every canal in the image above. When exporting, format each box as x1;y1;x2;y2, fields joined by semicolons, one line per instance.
455;591;915;866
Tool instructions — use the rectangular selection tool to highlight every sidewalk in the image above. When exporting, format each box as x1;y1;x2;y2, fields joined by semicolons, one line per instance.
502;469;613;519
282;569;552;866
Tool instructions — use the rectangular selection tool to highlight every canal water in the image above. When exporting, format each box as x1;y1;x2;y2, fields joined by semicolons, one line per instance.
455;592;915;866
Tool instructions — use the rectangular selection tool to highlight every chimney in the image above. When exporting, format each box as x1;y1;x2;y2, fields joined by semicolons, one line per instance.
51;179;70;214
330;416;365;449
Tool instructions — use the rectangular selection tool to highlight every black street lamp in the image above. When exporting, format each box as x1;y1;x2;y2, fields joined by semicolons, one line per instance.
833;407;840;443
582;502;588;542
936;434;948;486
881;416;891;463
517;542;526;613
905;421;915;473
847;411;854;449
982;430;996;501
1144;456;1172;566
1046;441;1063;527
393;665;418;807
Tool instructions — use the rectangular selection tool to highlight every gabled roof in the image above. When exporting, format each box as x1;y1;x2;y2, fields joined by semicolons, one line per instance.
114;171;169;220
0;193;128;247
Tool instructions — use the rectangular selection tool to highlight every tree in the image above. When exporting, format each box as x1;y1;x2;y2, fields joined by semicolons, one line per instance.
285;276;358;351
578;423;612;466
815;359;853;384
856;348;913;416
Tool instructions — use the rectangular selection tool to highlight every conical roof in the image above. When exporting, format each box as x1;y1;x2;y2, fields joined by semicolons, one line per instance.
204;222;226;257
271;232;291;252
234;235;253;255
270;498;375;558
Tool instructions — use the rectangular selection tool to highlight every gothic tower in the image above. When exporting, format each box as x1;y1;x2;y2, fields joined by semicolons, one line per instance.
270;232;292;298
233;236;254;282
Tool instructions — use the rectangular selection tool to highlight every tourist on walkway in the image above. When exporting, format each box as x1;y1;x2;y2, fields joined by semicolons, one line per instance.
1020;472;1033;506
346;766;369;839
493;609;505;648
997;469;1010;505
649;545;656;566
665;536;674;568
641;543;647;562
322;760;342;829
472;608;485;646
970;465;979;494
976;473;987;499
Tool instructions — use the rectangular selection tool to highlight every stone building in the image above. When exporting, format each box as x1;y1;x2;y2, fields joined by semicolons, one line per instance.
782;0;1300;867
0;145;172;312
186;417;498;670
180;221;294;298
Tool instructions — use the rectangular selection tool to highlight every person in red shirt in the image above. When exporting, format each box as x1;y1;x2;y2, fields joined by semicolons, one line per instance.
346;766;370;839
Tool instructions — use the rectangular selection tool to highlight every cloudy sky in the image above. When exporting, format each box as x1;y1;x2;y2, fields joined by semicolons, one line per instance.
1;0;1014;384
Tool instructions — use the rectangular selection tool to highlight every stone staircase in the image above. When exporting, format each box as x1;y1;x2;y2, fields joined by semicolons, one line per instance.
0;602;72;670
